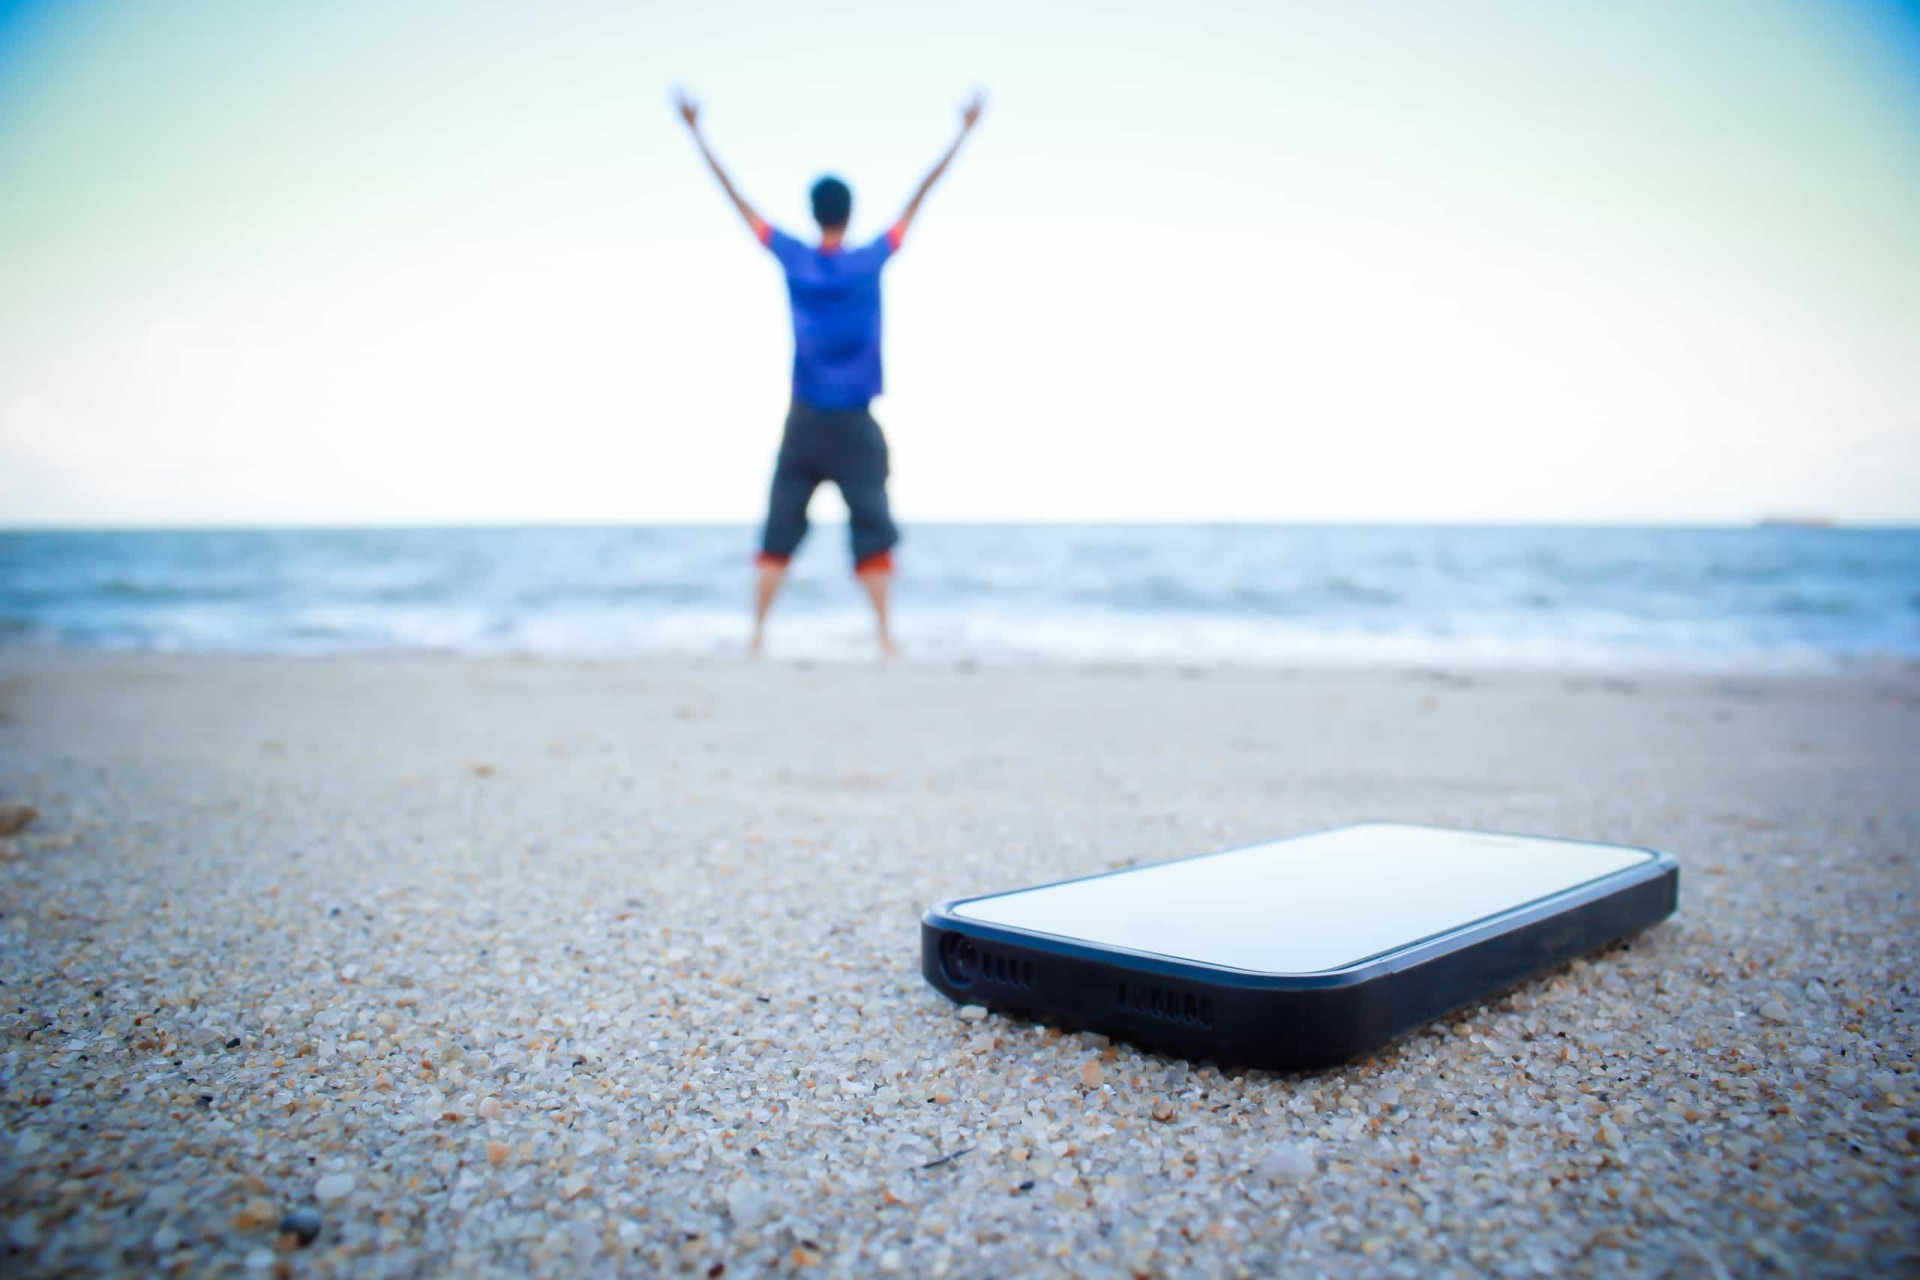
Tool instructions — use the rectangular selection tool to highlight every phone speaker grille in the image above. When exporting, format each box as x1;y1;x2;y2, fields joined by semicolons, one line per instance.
1116;981;1215;1028
974;947;1035;990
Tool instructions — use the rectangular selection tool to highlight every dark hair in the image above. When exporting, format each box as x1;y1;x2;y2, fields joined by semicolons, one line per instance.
810;176;852;229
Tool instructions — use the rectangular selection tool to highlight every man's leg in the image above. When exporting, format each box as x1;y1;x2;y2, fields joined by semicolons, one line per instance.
750;557;786;656
836;411;901;658
755;452;818;655
855;553;898;658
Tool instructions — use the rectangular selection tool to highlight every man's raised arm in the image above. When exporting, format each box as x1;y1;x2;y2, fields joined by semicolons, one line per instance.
890;91;985;247
674;88;770;242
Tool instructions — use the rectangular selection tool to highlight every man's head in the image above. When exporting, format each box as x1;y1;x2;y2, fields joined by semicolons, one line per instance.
810;176;852;231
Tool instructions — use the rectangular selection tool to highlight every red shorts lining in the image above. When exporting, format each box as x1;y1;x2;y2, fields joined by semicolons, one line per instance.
758;551;894;573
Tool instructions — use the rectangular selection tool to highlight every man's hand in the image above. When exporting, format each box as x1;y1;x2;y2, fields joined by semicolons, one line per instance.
960;89;985;131
893;89;985;241
674;87;764;236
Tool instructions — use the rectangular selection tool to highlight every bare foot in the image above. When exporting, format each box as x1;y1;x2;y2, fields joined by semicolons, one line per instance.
878;633;900;660
748;630;765;657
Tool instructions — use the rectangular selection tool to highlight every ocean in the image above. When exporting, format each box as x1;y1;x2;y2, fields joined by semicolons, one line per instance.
1;524;1915;669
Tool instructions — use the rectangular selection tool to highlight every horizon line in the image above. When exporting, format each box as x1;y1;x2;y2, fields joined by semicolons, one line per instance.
2;517;1912;534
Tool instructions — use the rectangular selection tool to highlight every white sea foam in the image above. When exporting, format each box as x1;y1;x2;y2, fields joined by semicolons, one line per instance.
2;523;1914;667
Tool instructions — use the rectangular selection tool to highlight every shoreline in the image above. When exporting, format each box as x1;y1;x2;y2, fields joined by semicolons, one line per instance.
4;643;1915;678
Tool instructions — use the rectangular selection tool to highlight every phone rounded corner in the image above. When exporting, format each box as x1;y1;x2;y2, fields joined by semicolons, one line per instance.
923;897;984;931
1631;846;1683;913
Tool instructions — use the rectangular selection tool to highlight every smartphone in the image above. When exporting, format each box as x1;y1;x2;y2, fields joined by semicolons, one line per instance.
921;823;1678;1069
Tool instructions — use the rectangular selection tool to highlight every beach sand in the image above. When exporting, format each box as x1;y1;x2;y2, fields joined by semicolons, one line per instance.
2;652;1916;1276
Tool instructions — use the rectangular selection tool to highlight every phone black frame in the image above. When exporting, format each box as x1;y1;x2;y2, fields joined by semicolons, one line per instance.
921;824;1679;1070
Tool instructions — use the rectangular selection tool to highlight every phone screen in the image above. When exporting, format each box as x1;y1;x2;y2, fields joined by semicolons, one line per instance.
950;824;1655;974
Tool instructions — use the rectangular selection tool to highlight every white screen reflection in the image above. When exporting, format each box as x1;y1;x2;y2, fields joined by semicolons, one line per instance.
952;824;1653;974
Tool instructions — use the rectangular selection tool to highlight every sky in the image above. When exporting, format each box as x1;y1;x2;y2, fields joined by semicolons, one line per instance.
1;0;1917;526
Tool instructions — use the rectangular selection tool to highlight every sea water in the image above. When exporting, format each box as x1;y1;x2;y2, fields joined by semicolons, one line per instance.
1;524;1914;668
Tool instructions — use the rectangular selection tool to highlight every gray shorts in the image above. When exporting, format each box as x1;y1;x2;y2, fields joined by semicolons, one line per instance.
759;399;899;571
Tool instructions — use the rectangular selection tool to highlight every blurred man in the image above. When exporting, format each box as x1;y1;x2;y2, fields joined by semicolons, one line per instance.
675;88;984;657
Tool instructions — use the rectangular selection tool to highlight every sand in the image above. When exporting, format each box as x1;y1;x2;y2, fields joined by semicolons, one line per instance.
1;652;1916;1276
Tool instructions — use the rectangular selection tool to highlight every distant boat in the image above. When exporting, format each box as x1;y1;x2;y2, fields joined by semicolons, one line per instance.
1757;516;1837;528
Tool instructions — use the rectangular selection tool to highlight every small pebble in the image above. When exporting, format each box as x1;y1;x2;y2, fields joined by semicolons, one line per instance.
958;1005;989;1022
1080;1060;1106;1089
143;1183;187;1211
726;1180;772;1228
1259;1141;1317;1183
277;1209;323;1247
0;802;37;836
313;1173;354;1203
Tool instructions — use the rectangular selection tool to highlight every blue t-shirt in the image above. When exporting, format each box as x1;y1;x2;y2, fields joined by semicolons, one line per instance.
759;223;902;410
